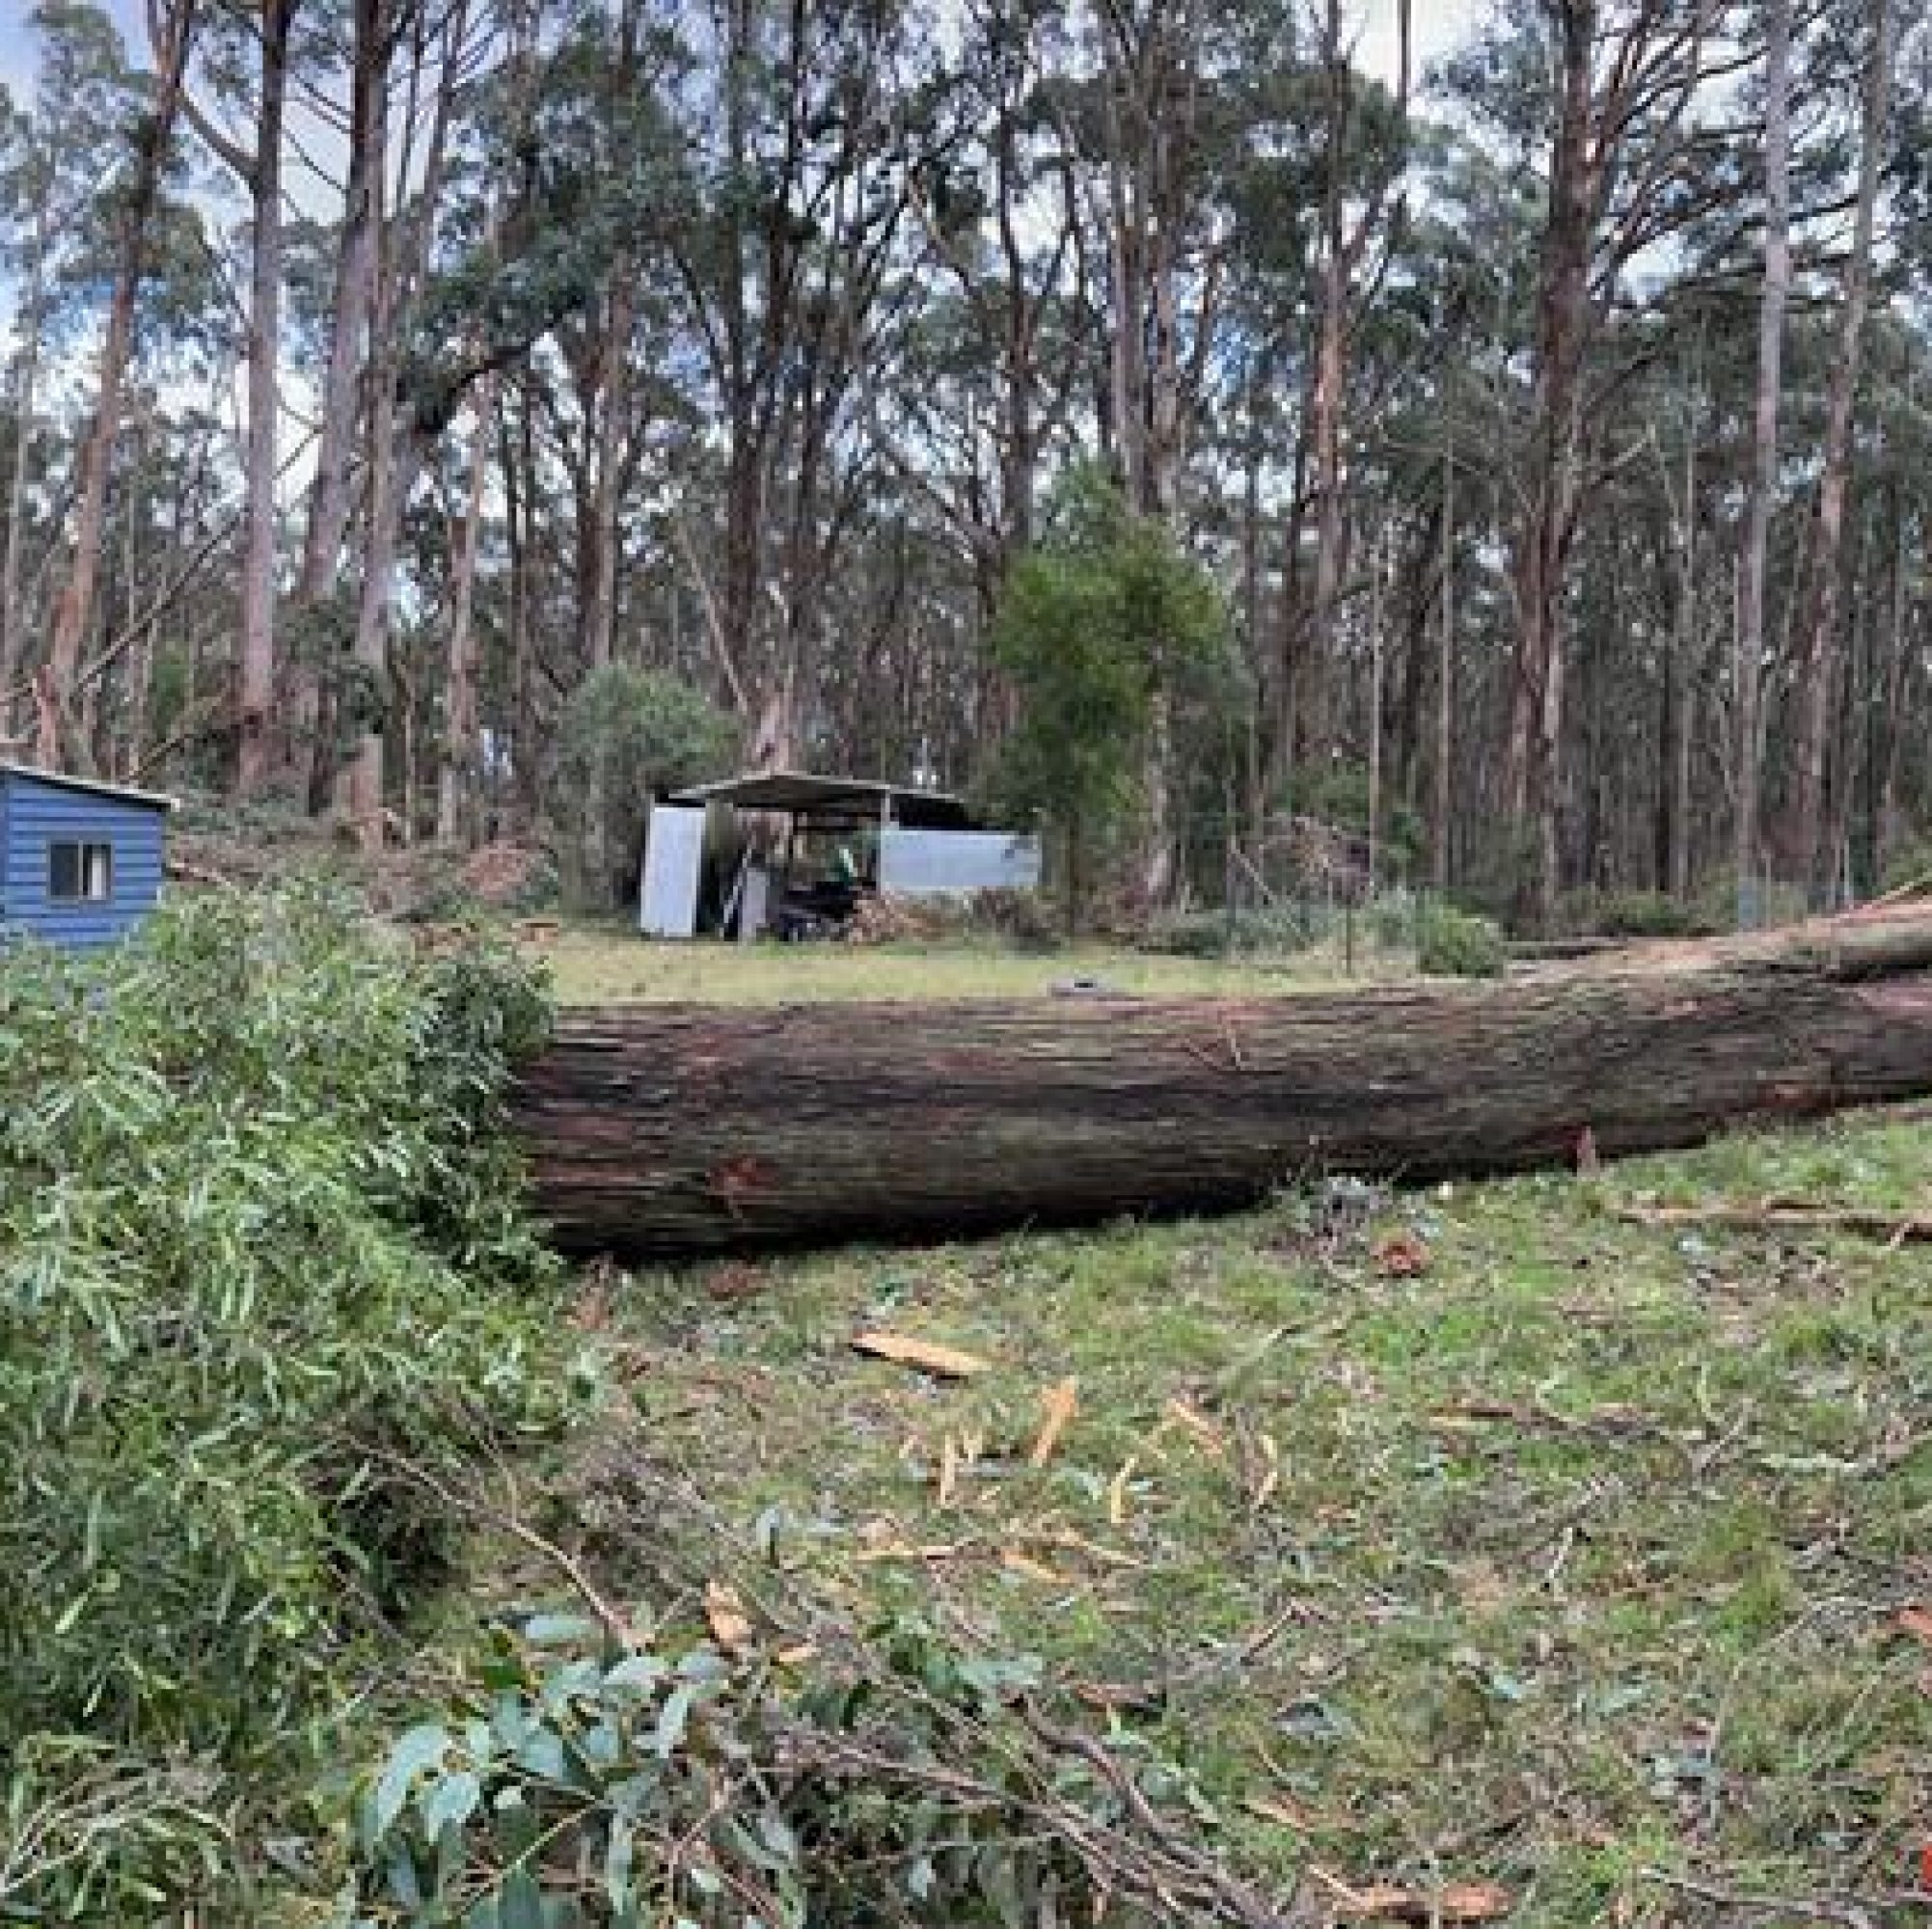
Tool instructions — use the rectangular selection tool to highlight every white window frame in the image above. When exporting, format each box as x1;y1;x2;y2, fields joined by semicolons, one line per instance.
48;839;114;906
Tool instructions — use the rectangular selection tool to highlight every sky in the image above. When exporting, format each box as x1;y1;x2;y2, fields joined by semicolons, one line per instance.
0;0;1486;112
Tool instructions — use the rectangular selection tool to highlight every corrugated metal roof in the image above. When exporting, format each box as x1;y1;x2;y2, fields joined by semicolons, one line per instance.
0;762;177;812
670;770;973;829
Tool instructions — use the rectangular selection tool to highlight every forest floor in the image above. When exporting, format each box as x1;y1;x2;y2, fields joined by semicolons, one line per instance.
485;1107;1932;1927
531;923;1416;1003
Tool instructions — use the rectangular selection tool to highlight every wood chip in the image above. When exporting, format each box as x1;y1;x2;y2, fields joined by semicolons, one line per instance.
703;1580;751;1653
1106;1455;1139;1528
937;1433;960;1508
1040;1529;1141;1569
1161;1398;1226;1456
1251;1430;1281;1512
1896;1605;1932;1648
1028;1376;1079;1466
1000;1550;1069;1586
852;1330;991;1379
1243;1794;1317;1833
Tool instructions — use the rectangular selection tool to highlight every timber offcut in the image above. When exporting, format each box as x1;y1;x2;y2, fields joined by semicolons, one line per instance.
513;910;1932;1259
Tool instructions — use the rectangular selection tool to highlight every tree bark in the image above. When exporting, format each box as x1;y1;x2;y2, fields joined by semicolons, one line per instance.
0;192;50;740
235;0;294;795
1733;0;1790;927
1433;405;1454;890
293;0;385;801
436;378;494;847
336;0;463;847
42;0;196;770
1504;0;1597;930
516;911;1932;1258
1783;0;1891;902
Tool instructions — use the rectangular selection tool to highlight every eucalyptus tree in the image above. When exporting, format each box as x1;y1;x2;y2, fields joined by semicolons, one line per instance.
167;0;306;794
1782;0;1895;900
39;0;198;771
1734;0;1792;924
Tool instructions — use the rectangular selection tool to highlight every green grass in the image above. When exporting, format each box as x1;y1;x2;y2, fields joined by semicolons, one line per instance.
531;925;1413;1004
521;1109;1932;1926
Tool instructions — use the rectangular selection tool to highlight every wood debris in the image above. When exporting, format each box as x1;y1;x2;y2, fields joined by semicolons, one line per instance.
851;1330;991;1378
1373;1230;1430;1277
1028;1376;1079;1466
1310;1867;1513;1924
703;1580;752;1653
1895;1605;1932;1648
1243;1793;1318;1833
1250;1430;1281;1512
855;1539;970;1564
1000;1550;1069;1586
1160;1398;1226;1456
1617;1199;1932;1248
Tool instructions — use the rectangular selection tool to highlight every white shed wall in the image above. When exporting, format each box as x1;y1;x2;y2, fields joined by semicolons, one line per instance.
877;828;1043;896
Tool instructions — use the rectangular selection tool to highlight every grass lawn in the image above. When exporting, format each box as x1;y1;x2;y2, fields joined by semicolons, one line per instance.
518;1109;1932;1927
530;922;1414;1004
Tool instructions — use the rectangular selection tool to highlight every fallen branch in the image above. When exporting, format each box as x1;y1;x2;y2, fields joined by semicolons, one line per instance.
1638;1865;1923;1928
1616;1200;1932;1247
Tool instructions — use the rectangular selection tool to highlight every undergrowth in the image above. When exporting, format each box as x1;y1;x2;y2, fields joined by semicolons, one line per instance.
0;887;583;1919
545;1119;1932;1927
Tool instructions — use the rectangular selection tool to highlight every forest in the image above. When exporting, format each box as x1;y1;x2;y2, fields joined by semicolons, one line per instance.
2;0;1927;927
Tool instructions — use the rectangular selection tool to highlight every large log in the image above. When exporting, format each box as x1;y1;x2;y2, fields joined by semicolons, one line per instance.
514;911;1932;1258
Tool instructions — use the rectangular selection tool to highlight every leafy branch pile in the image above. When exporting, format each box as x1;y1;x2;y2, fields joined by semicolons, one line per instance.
348;1611;1278;1929
0;888;581;1919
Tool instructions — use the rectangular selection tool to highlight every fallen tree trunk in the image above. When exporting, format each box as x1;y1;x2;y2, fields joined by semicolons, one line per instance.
515;912;1932;1258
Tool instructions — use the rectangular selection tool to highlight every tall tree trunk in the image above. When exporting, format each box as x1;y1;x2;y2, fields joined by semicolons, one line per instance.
1505;0;1597;930
335;47;396;846
1783;0;1891;901
42;0;196;770
501;380;541;833
1303;0;1352;777
437;379;494;847
0;193;49;740
336;0;464;847
1433;406;1454;891
1733;0;1790;927
295;0;385;802
236;0;293;795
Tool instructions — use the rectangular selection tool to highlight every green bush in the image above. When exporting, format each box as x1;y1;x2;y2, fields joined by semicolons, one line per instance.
0;887;580;1916
1570;889;1710;939
1418;906;1507;978
1368;891;1422;953
1881;836;1932;894
1139;906;1321;958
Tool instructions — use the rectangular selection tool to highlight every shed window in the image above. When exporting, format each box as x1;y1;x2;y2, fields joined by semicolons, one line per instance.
48;841;114;904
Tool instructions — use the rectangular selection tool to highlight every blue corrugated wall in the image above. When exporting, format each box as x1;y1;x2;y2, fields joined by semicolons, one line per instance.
0;773;167;948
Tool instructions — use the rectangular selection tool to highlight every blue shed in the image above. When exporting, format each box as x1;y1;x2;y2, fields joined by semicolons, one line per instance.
0;762;174;948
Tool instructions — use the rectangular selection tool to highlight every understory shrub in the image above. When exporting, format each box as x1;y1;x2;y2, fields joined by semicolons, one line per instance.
1562;888;1713;939
0;887;580;1918
1138;905;1321;957
1417;905;1507;978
